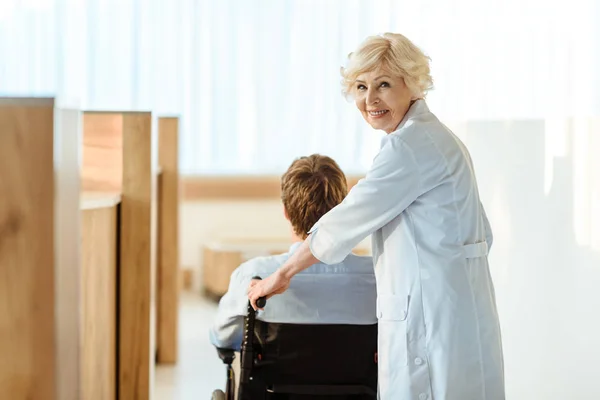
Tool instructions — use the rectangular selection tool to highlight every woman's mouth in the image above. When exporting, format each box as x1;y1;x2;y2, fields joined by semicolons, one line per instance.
368;110;389;118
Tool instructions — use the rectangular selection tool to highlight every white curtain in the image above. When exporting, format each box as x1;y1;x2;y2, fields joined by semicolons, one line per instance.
1;0;598;174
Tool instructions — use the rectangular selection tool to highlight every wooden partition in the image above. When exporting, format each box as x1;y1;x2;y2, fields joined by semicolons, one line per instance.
80;194;120;400
80;113;123;400
82;113;124;192
156;116;180;364
81;111;156;400
120;112;155;400
0;98;82;400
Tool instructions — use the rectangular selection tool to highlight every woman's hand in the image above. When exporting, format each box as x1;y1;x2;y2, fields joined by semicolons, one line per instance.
248;238;319;310
247;269;291;310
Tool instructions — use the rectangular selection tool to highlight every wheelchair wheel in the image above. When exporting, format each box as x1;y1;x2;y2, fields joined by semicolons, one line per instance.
211;389;226;400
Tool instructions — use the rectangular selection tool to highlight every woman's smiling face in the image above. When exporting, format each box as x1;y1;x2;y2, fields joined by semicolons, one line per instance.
353;67;415;134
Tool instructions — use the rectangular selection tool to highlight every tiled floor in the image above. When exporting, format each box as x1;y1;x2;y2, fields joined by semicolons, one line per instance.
154;292;226;400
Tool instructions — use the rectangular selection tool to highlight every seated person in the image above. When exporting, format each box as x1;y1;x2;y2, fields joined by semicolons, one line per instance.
209;154;376;350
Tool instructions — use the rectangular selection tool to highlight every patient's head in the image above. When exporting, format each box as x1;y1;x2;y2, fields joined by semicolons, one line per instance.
281;154;348;240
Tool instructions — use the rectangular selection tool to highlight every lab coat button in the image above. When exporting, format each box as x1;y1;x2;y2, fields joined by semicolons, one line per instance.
414;357;424;365
419;394;428;400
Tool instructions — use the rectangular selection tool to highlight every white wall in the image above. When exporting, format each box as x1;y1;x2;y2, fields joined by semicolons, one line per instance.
180;117;600;399
450;118;600;399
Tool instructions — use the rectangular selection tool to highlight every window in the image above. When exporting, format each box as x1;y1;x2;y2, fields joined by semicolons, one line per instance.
1;0;597;174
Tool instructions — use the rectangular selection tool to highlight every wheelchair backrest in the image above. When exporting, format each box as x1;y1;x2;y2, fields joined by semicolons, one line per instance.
248;319;378;388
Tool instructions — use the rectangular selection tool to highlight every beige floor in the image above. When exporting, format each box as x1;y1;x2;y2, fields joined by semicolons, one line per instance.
155;292;227;400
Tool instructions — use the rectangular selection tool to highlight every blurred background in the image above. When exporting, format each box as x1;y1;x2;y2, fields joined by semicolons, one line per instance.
1;0;599;399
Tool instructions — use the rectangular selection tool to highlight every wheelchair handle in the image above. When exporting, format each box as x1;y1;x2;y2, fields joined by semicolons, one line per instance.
240;276;267;387
252;276;267;308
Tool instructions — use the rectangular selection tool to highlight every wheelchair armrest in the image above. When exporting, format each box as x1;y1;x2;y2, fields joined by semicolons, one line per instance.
216;348;236;365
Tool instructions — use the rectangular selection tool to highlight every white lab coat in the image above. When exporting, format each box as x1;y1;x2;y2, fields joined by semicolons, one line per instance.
308;100;505;400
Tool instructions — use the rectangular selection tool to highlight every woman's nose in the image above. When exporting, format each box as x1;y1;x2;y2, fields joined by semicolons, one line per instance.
366;89;379;105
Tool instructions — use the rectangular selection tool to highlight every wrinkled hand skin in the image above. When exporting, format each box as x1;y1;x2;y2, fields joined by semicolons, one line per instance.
247;270;291;310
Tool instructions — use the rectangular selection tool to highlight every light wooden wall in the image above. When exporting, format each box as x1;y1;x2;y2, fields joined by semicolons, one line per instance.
156;117;180;364
80;203;119;400
0;103;175;400
182;175;364;200
80;113;124;400
202;247;244;297
0;98;81;400
119;112;155;400
82;113;123;192
81;111;158;400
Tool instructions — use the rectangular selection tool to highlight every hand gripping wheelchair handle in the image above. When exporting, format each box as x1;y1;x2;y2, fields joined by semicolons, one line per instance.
240;276;267;386
253;275;267;309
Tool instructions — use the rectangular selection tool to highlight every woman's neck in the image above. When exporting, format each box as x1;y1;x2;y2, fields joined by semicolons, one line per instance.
387;99;419;134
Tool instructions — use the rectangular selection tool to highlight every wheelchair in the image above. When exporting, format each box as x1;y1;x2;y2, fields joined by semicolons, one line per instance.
211;277;378;399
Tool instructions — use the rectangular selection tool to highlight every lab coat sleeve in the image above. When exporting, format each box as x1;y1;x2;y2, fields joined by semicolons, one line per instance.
481;202;493;250
309;135;422;264
208;267;248;350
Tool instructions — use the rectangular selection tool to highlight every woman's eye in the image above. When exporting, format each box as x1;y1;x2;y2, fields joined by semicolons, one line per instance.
357;84;367;91
380;82;390;88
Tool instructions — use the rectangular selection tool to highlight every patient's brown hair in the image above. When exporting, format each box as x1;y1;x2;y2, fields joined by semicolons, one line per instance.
281;154;348;239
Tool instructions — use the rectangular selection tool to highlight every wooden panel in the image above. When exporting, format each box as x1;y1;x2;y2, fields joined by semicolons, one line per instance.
156;117;180;364
182;175;364;200
80;191;122;210
181;268;194;291
0;99;56;399
82;113;123;192
119;112;154;400
183;176;281;200
202;247;244;296
81;206;118;400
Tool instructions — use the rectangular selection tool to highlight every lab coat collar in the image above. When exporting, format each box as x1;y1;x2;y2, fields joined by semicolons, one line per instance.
395;99;429;132
381;99;429;148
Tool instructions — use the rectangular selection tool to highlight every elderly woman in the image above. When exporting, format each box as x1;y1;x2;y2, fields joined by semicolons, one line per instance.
248;33;505;400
